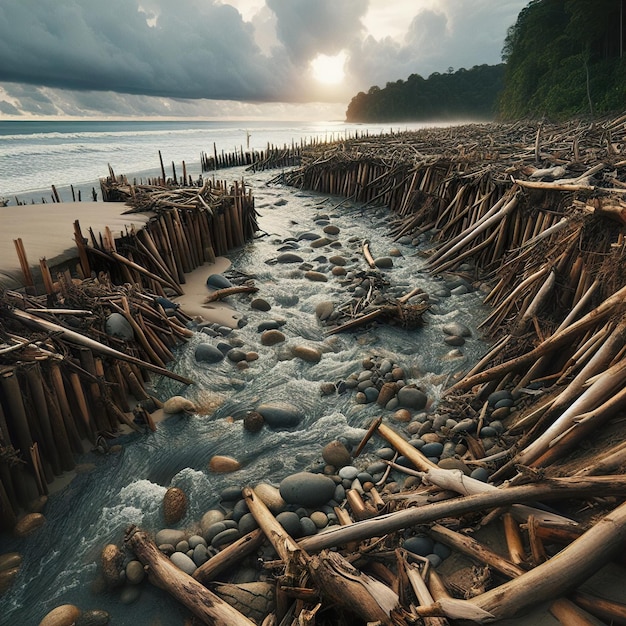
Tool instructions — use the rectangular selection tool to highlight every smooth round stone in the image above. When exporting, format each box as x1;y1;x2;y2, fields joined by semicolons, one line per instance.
363;387;379;403
211;528;241;548
200;509;225;535
494;398;515;409
221;486;243;501
437;457;471;474
305;270;327;282
257;402;303;428
338;465;359;481
426;553;442;567
155;529;186;546
244;411;265;432
328;255;346;266
421;442;444;458
39;605;82;626
471;467;490;482
323;225;340;235
276;252;304;263
489;420;504;434
276;511;303;538
170;552;197;575
310;237;332;248
377;382;398;407
238;512;259;535
300;517;318;536
292;345;322;363
175;540;190;553
227;348;247;363
333;484;346;502
194;343;225;364
75;609;111;625
444;335;465;346
14;513;45;537
392;408;411;422
206;274;232;289
208;455;241;473
433;542;452;560
487;390;513;406
374;257;393;269
397;386;428;410
315;301;335;321
491;407;511;420
279;472;336;507
120;584;141;605
204;522;227;543
450;285;469;295
261;329;286;346
0;553;22;572
125;560;144;585
480;426;498;438
404;535;434;556
366;461;387;475
105;313;134;341
258;320;280;332
310;511;329;529
376;447;395;461
192;544;209;566
451;418;476;434
298;232;319;241
254;483;286;513
322;440;352;468
442;322;472;337
251;298;271;312
187;535;206;549
320;382;336;396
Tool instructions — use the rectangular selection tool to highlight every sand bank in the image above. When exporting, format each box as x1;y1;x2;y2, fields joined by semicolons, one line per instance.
0;201;150;289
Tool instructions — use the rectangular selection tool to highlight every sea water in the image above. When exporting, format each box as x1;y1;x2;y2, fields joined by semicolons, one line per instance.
0;120;489;625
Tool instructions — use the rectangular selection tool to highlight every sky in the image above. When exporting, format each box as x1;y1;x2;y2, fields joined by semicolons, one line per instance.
0;0;529;120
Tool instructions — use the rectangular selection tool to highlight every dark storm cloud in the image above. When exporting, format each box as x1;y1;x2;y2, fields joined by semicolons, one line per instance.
266;0;367;63
0;0;309;102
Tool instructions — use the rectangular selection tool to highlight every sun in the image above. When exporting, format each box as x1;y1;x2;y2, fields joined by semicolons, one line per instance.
310;51;347;85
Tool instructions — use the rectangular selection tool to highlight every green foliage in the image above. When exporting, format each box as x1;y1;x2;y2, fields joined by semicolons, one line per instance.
499;0;626;119
345;64;505;122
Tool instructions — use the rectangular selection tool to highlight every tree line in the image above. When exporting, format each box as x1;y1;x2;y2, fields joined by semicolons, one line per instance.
346;0;626;122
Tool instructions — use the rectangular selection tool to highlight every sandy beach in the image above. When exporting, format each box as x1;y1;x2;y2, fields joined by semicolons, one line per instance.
0;201;149;289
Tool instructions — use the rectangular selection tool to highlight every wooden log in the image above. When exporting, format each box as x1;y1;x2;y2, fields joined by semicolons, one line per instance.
8;308;193;385
549;598;601;626
125;526;255;625
193;528;265;584
404;561;449;626
298;476;626;553
572;591;626;625
204;284;258;302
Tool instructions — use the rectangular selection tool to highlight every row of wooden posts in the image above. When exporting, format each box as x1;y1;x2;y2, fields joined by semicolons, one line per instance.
0;176;259;530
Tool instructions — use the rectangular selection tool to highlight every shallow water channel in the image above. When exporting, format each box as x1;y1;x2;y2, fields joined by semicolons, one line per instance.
1;169;491;625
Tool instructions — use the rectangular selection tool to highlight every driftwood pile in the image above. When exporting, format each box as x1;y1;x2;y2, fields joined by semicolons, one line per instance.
0;176;260;534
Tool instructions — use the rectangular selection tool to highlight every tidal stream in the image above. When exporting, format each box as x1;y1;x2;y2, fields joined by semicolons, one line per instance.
0;168;490;625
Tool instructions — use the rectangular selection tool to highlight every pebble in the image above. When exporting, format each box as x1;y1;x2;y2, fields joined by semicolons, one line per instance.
374;257;393;268
155;529;186;546
200;510;224;536
227;348;247;363
304;270;328;282
323;225;340;235
209;455;241;473
211;528;241;548
328;254;346;266
194;343;225;364
276;252;304;263
258;320;280;332
397;386;428;410
101;544;124;588
256;401;303;428
75;609;111;625
470;467;490;482
250;298;271;311
322;440;352;468
125;560;145;585
338;465;359;480
442;322;472;337
13;513;45;537
392;408;411;422
421;442;444;458
487;390;513;406
315;301;335;320
206;274;233;289
444;335;465;346
404;535;434;556
39;604;82;626
276;511;302;538
105;313;134;341
300;517;318;536
279;472;336;507
170;552;197;575
310;237;332;248
261;329;286;345
243;411;265;432
491;406;511;420
292;345;322;363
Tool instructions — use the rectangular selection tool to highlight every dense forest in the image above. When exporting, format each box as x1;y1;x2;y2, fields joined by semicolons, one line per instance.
346;0;626;122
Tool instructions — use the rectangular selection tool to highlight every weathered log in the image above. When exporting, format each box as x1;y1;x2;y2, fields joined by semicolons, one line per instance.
8;308;193;385
204;284;258;302
572;591;626;625
549;598;601;626
124;525;255;625
298;476;626;553
307;550;400;626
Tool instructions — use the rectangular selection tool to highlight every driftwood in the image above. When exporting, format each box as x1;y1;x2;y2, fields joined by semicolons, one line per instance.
204;284;258;302
124;525;256;626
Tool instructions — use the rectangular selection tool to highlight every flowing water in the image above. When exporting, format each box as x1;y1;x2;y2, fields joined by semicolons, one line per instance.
0;121;490;625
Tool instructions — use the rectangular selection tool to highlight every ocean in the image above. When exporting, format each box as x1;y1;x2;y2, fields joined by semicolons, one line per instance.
0;119;432;202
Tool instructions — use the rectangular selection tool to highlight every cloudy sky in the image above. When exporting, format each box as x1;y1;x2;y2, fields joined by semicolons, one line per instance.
0;0;529;120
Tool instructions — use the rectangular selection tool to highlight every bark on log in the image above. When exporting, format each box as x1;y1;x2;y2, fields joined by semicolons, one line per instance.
124;525;256;625
299;476;626;552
